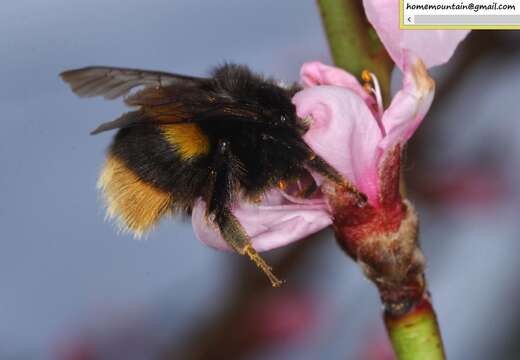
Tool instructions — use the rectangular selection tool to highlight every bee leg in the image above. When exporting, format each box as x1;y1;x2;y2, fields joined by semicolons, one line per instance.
307;154;367;204
206;140;284;287
213;209;284;288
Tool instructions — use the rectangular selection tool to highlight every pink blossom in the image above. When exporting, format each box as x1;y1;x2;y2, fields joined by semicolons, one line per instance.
192;189;332;252
363;0;470;70
295;53;435;207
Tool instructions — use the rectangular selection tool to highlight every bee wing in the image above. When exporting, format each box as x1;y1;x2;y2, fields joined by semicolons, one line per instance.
65;70;265;135
60;66;206;100
90;86;218;135
90;111;150;135
90;106;264;135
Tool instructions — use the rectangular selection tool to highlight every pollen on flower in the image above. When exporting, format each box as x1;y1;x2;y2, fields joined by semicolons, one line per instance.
361;69;372;82
278;180;287;190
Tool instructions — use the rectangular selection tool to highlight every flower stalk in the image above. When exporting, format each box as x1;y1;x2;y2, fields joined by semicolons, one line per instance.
385;296;446;360
316;1;445;359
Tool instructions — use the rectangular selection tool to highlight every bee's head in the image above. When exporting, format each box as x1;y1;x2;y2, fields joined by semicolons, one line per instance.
264;107;308;136
212;64;307;134
253;84;307;134
265;109;302;133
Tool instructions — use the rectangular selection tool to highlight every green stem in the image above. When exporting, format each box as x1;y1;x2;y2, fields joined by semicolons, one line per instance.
385;297;445;360
317;0;394;104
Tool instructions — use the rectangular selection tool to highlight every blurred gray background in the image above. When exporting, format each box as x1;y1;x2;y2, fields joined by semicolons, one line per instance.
1;1;520;359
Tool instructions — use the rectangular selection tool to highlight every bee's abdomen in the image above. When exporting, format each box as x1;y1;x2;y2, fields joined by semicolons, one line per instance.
107;124;210;208
98;154;174;237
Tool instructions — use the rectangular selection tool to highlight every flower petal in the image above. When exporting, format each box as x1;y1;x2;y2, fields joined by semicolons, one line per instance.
293;86;383;204
379;53;435;152
363;0;469;70
300;61;375;106
191;191;332;252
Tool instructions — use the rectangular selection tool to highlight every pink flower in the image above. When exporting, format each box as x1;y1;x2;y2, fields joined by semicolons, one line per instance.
192;189;332;252
363;0;470;70
296;53;435;207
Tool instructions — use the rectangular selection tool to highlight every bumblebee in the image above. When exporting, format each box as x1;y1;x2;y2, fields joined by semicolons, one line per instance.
61;64;351;287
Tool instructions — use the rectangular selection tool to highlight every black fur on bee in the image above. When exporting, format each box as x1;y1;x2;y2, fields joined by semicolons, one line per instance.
61;63;348;286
